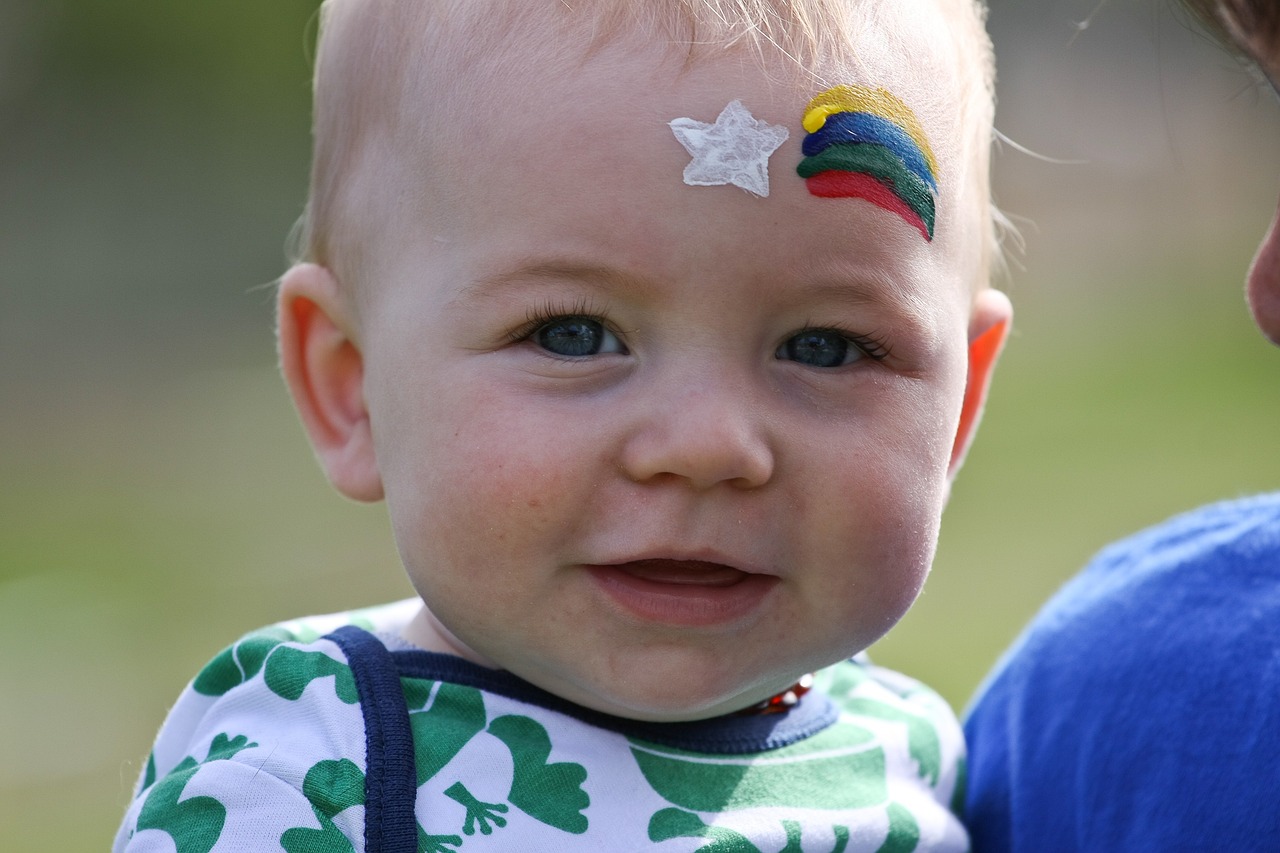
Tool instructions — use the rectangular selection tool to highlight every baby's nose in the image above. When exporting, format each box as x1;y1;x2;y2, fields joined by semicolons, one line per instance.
619;380;775;491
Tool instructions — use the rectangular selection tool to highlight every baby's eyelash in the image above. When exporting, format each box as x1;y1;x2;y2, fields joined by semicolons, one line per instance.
848;332;891;361
504;299;610;344
804;323;892;361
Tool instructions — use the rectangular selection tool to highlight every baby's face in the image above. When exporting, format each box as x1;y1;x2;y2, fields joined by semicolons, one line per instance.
354;20;986;721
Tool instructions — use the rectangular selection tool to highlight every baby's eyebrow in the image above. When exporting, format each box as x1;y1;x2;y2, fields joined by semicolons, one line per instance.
791;277;936;334
457;260;640;304
457;257;934;328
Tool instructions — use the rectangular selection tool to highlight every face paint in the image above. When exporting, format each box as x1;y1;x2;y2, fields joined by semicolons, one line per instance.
797;85;939;241
669;100;790;198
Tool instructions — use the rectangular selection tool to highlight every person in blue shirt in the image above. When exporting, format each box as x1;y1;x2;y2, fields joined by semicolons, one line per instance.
963;1;1280;849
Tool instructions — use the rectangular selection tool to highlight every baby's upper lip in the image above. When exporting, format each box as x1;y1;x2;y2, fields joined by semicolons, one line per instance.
592;550;772;578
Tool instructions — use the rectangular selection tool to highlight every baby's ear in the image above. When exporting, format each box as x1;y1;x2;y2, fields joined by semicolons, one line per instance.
277;263;384;502
948;288;1012;479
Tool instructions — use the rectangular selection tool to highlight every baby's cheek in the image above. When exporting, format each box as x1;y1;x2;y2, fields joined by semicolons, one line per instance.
432;420;588;553
804;433;942;601
475;462;573;549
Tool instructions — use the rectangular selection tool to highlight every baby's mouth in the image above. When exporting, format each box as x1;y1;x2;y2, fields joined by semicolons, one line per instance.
587;559;775;627
614;559;750;586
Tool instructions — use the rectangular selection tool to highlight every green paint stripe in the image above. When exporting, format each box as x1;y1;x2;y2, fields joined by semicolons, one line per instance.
798;143;935;234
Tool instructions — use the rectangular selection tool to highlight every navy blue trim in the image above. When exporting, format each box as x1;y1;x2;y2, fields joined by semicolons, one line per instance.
327;626;418;853
389;648;839;754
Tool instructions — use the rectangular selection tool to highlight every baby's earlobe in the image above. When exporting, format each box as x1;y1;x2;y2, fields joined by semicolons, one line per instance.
949;289;1013;478
277;265;384;502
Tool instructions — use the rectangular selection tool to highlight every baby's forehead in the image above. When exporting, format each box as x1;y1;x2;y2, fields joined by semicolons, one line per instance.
344;3;971;169
310;0;991;291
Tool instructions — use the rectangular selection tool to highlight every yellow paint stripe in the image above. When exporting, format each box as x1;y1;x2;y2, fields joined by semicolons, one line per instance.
802;85;939;177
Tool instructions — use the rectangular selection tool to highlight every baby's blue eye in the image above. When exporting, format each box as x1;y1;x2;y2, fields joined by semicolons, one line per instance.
777;329;861;368
535;316;625;357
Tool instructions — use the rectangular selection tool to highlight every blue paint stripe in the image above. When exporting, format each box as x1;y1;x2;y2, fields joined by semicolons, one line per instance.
802;112;937;190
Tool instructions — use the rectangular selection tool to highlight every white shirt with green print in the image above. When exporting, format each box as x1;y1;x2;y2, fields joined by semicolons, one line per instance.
115;599;968;853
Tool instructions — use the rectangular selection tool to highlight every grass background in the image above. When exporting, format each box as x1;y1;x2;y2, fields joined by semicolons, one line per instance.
2;0;1279;848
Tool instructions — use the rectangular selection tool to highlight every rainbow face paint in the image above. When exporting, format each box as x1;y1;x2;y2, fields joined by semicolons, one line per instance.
670;100;790;198
797;85;939;241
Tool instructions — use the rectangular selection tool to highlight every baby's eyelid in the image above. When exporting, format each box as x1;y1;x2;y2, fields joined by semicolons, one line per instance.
835;329;890;361
778;326;889;366
507;306;604;342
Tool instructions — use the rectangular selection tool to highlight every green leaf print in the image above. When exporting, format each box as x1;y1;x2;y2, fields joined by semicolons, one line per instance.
445;781;510;835
136;763;223;853
205;733;257;762
264;645;360;704
416;825;463;853
404;682;591;839
406;681;487;784
280;818;356;853
844;698;942;786
487;714;590;834
778;820;805;853
777;821;851;853
141;752;157;794
302;759;366;818
652;814;851;853
400;678;435;711
630;726;886;812
135;735;258;853
874;803;920;853
648;808;761;852
278;759;366;853
192;628;294;696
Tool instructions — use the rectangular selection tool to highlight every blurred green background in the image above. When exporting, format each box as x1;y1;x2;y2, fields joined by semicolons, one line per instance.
2;1;1278;848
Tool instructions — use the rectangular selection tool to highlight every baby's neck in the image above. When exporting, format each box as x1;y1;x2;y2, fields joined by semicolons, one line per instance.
401;604;500;669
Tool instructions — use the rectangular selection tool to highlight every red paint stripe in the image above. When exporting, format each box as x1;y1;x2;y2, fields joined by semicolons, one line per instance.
804;171;931;241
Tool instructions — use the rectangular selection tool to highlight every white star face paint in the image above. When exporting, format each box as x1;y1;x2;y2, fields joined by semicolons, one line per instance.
668;100;790;197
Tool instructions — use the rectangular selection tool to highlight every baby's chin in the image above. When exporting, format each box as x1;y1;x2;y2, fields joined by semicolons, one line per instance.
402;602;828;723
506;651;824;724
534;677;793;723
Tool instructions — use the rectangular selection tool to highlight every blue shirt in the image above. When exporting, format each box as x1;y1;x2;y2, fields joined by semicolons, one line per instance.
964;494;1280;851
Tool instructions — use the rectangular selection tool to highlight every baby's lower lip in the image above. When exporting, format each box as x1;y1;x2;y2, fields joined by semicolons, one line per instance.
586;560;777;626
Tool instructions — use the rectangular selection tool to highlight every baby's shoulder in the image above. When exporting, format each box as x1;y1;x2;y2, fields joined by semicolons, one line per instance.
813;657;966;809
114;600;421;852
152;598;421;765
820;656;961;732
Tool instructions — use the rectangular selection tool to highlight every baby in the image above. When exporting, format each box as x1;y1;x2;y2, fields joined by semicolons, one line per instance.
116;0;1010;850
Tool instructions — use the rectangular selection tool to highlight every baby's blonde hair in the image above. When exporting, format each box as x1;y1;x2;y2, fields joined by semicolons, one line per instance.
296;0;998;293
